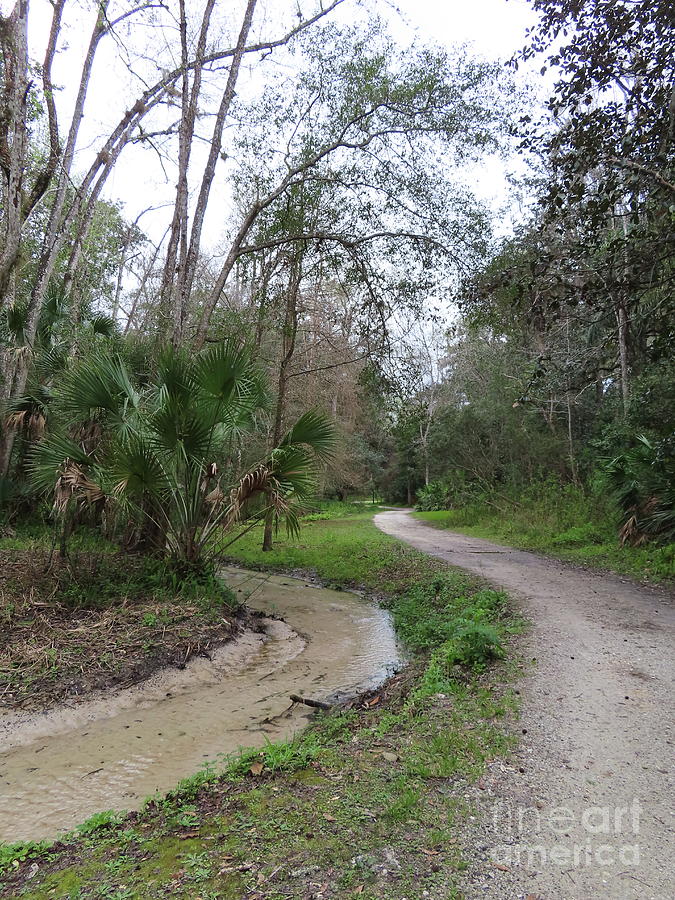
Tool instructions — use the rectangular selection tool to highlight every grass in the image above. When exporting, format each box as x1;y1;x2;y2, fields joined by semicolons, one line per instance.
223;504;443;594
413;486;674;584
1;506;521;900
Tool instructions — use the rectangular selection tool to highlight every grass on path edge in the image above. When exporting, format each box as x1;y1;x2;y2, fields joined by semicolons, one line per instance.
412;509;674;584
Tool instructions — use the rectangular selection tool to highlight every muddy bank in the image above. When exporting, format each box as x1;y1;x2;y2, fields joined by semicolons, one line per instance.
0;568;401;843
0;549;246;712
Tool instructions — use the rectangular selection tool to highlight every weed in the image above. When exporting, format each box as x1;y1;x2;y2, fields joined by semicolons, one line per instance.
75;810;122;836
226;733;323;777
0;840;53;877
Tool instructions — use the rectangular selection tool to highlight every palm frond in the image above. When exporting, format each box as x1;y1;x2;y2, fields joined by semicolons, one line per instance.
90;314;119;338
226;464;273;526
149;402;212;459
155;345;193;405
53;460;105;515
4;302;28;342
36;282;67;347
109;435;172;498
193;342;267;424
281;410;336;461
269;445;319;498
6;386;52;438
59;353;139;421
28;434;94;494
34;346;69;381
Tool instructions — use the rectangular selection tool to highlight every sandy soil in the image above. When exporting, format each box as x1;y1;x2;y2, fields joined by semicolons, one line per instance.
374;509;675;900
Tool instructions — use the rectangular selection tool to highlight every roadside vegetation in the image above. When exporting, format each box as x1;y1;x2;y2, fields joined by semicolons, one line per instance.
0;0;672;896
413;481;674;584
1;507;522;900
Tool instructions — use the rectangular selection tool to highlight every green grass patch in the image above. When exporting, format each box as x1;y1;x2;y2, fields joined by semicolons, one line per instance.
224;507;449;593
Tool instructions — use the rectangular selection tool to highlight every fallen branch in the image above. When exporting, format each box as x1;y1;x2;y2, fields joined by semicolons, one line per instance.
290;693;331;710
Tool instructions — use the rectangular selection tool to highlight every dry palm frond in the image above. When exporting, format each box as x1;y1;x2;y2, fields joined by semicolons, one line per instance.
619;497;662;547
204;485;225;506
74;420;103;454
225;464;274;527
28;411;47;440
5;410;27;429
9;344;33;363
6;408;46;440
53;460;104;515
201;462;221;503
618;513;640;546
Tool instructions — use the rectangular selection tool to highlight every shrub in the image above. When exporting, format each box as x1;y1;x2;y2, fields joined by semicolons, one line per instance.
448;623;505;668
603;435;675;545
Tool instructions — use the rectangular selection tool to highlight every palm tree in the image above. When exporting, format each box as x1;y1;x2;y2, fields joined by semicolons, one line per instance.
603;434;675;545
29;342;335;571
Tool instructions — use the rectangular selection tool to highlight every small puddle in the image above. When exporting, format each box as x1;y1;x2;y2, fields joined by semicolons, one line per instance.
0;568;401;842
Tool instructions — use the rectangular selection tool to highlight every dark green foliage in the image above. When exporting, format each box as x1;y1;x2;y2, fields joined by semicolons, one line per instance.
51;553;237;613
27;342;334;572
388;576;507;659
603;435;675;545
447;623;505;668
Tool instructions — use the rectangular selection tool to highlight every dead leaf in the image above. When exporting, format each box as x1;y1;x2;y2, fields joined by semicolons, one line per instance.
381;751;398;762
323;813;336;822
421;848;440;856
249;761;264;776
494;863;510;872
355;886;364;895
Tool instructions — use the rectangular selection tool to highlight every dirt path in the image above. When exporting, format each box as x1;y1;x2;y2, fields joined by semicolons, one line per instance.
374;509;675;900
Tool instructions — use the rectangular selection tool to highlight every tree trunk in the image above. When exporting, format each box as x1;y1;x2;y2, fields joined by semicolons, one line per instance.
616;296;630;415
0;1;30;309
177;0;257;340
262;254;302;551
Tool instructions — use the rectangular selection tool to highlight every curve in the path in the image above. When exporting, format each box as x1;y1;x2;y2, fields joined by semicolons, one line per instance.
374;509;675;900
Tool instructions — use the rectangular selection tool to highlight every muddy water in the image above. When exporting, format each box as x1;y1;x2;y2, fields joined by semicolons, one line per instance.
0;568;401;842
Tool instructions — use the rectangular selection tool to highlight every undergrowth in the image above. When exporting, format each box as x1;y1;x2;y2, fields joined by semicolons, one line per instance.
414;478;674;583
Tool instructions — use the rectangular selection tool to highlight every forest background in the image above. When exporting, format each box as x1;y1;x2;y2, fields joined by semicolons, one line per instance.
0;0;672;580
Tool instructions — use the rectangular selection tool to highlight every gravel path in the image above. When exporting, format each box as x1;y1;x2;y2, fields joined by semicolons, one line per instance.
374;509;675;900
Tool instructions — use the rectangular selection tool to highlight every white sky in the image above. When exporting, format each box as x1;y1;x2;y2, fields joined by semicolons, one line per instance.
394;0;535;58
16;0;543;249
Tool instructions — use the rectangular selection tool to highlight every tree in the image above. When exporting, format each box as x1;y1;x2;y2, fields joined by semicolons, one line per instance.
515;0;675;412
0;0;350;472
192;23;502;348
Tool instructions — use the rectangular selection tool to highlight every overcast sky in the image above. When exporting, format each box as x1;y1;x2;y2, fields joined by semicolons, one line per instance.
17;0;542;249
393;0;535;57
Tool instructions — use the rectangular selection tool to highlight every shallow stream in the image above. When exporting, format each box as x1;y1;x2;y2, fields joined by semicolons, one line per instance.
0;568;401;842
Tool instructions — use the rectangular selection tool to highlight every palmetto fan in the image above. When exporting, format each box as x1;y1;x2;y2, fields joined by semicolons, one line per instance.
29;342;335;569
